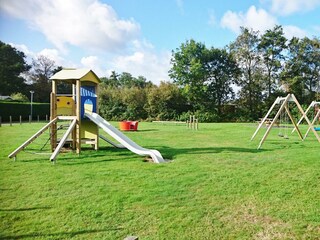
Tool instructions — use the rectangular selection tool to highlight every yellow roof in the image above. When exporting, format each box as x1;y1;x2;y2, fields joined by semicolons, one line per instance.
50;69;100;84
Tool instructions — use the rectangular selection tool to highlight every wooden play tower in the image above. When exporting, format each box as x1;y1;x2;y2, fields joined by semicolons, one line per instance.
49;68;100;160
9;69;101;162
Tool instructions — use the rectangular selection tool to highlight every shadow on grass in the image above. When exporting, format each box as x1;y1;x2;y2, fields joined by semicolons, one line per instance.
136;129;159;132
156;146;271;160
77;145;272;163
0;207;51;212
0;227;122;239
13;145;271;164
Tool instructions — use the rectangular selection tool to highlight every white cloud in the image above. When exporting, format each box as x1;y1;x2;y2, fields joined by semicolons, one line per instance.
1;0;173;84
9;43;71;68
9;43;35;59
220;6;277;34
107;40;171;84
80;55;104;76
38;49;65;66
266;0;320;15
283;25;307;39
0;0;140;52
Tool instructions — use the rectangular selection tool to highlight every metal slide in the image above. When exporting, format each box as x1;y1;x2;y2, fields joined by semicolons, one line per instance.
84;112;165;163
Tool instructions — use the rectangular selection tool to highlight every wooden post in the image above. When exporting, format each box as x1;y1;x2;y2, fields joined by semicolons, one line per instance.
46;114;48;121
50;118;77;162
257;95;290;149
189;115;192;129
304;109;320;139
0;116;1;127
76;79;81;154
284;104;303;140
10;116;12;126
50;80;57;152
292;101;314;133
20;116;22;125
29;115;31;123
251;97;280;141
292;94;320;142
94;82;99;150
37;115;40;122
71;83;77;151
193;115;195;129
196;118;199;130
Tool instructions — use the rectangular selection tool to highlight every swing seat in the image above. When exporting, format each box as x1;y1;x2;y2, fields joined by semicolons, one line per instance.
314;127;320;131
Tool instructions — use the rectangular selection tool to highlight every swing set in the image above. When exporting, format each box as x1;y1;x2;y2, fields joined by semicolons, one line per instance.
293;101;320;136
251;94;320;149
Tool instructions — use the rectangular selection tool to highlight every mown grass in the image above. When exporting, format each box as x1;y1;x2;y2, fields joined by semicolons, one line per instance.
0;121;319;239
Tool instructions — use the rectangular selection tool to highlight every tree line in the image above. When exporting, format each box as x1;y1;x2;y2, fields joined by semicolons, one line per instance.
1;25;319;122
170;26;320;121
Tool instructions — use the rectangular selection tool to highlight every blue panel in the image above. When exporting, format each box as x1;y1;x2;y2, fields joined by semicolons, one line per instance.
80;86;97;119
81;86;96;97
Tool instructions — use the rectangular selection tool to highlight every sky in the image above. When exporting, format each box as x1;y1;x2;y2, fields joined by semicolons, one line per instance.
0;0;320;84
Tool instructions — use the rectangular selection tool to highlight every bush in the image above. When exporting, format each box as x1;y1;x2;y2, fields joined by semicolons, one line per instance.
0;102;50;122
10;92;29;102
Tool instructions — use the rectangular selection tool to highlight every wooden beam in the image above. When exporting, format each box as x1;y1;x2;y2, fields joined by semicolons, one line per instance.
257;95;290;149
76;79;81;154
50;118;77;162
284;104;303;140
251;97;280;141
58;116;77;120
291;94;320;142
304;109;320;139
292;101;314;133
8;118;58;159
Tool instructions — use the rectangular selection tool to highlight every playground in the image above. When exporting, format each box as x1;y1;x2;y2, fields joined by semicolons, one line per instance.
0;120;319;239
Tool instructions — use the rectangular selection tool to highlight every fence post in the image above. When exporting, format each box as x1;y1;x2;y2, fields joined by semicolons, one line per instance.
46;114;48;121
37;115;40;122
0;116;2;127
20;115;22;125
10;116;12;126
29;115;31;123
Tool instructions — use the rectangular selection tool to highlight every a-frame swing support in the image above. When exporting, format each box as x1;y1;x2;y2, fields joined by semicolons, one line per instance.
251;94;320;149
292;101;320;134
304;108;320;139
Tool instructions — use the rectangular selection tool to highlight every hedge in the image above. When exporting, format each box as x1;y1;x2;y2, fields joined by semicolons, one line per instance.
0;101;50;122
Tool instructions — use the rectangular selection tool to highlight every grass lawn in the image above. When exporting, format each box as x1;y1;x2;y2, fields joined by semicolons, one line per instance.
0;121;319;239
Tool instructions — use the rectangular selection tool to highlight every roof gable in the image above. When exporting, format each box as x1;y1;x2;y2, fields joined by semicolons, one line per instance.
50;69;100;84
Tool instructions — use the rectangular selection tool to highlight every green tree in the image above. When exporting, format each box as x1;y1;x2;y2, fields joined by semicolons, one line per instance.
229;27;263;120
205;47;240;115
101;71;120;88
99;86;126;120
145;82;187;120
28;55;57;102
0;41;30;95
282;37;320;103
169;39;208;110
121;87;148;120
258;25;287;97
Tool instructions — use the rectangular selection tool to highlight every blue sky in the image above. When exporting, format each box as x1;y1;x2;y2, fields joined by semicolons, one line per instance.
1;0;320;84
